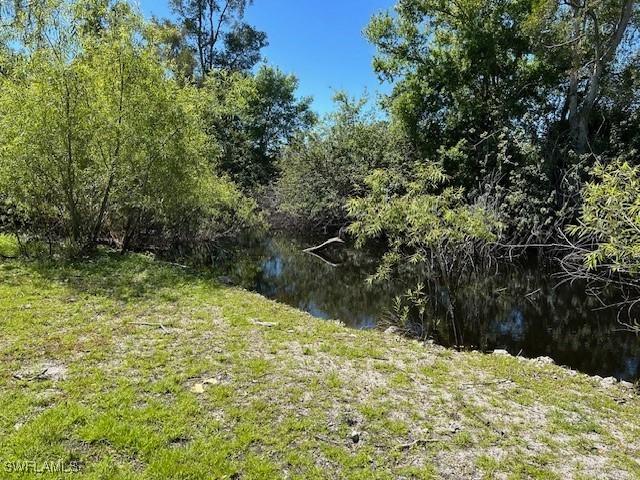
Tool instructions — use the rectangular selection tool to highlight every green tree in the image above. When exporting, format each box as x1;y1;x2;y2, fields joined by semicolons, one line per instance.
202;66;315;190
347;163;500;284
168;0;267;80
0;0;57;47
147;17;198;82
527;0;637;154
277;93;405;230
366;0;555;176
0;0;259;252
365;0;638;242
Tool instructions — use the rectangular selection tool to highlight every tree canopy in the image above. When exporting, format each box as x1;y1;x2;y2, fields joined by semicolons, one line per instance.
0;0;263;253
1;0;640;297
165;0;267;80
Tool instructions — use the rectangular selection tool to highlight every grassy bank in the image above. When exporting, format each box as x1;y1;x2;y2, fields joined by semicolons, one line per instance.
1;249;639;479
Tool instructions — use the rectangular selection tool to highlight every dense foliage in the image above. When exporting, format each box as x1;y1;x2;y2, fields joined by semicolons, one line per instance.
276;94;405;230
568;161;640;273
348;163;500;283
274;0;640;310
0;0;262;253
362;0;638;243
202;67;315;191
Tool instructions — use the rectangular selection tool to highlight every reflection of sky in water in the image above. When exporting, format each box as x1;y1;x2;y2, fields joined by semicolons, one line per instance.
618;356;640;380
304;302;377;330
491;309;527;342
304;301;330;320
356;315;377;330
263;257;283;277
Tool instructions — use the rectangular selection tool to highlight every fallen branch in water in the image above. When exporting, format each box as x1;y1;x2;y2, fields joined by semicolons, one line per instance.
303;237;345;253
303;237;345;267
304;249;341;268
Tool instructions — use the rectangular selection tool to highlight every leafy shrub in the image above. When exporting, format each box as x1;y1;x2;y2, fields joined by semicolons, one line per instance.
0;2;261;253
568;161;640;272
276;94;407;230
347;162;501;283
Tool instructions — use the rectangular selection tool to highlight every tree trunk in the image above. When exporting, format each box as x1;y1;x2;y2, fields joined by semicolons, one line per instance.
566;0;634;154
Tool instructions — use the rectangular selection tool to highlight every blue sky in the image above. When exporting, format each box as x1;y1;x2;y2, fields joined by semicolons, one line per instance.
136;0;394;115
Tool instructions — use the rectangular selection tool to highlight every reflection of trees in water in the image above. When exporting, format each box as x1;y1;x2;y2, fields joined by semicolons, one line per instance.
400;265;640;380
205;235;639;380
216;236;402;329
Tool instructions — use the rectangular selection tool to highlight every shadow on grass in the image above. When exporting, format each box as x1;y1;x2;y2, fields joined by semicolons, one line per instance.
7;249;222;303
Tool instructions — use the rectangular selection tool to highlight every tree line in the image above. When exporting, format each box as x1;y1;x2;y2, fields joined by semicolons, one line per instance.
1;0;640;295
0;0;312;254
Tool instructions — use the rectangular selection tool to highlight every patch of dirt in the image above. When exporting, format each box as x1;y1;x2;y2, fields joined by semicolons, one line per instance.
13;361;68;382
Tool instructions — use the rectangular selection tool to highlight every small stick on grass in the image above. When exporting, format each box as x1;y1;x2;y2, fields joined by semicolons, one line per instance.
129;322;170;333
314;434;344;446
396;438;441;450
13;369;48;381
459;379;511;387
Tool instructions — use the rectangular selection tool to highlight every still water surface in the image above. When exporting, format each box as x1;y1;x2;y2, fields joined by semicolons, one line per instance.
213;236;640;381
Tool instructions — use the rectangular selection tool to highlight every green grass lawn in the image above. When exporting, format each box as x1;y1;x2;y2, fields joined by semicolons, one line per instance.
1;246;639;479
